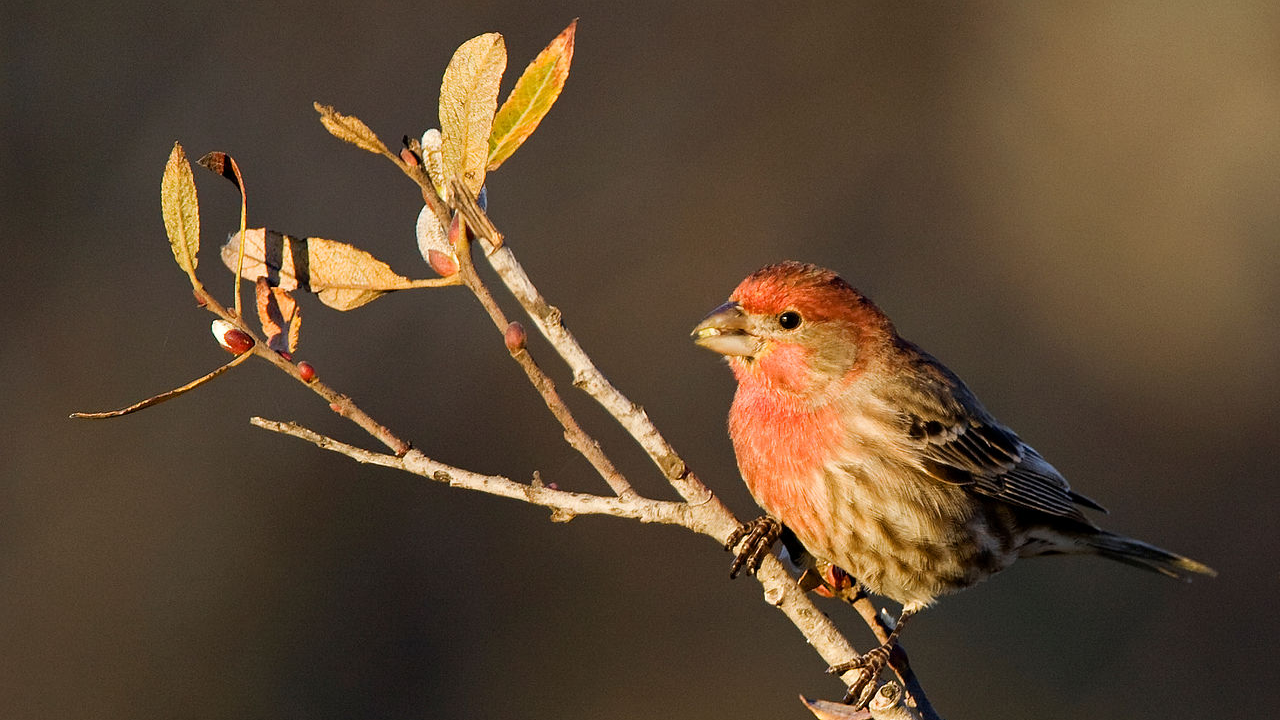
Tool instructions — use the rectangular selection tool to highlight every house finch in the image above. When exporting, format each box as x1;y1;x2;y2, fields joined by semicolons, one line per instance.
692;261;1214;705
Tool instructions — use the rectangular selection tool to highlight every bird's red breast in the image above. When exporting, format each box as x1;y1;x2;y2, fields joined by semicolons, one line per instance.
728;370;845;545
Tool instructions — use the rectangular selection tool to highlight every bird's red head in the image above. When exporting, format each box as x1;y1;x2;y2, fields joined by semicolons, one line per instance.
692;262;893;398
730;262;870;325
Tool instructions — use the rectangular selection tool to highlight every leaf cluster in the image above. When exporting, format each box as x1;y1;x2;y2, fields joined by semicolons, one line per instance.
75;21;577;417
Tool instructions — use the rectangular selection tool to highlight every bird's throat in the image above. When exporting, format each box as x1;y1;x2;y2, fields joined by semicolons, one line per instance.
728;382;844;543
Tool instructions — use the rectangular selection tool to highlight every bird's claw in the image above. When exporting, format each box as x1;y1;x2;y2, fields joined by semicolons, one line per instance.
828;644;893;710
725;515;783;578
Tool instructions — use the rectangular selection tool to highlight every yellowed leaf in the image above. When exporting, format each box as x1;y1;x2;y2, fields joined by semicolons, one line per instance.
488;19;576;171
161;142;200;279
314;103;390;156
439;32;506;194
223;229;420;311
255;277;302;353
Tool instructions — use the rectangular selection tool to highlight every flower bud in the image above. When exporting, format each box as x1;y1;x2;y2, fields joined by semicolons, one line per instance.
416;204;456;269
504;321;527;353
211;319;254;354
427;249;458;277
298;361;316;383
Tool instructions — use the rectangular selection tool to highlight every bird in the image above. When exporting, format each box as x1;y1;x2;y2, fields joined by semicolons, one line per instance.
691;261;1215;706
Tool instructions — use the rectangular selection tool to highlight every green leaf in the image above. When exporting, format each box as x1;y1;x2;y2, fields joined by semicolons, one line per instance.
314;103;390;156
488;19;576;171
161;142;200;280
439;32;507;194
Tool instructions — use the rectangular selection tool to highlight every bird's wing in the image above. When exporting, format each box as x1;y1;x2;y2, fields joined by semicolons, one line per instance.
909;416;1100;522
890;344;1103;523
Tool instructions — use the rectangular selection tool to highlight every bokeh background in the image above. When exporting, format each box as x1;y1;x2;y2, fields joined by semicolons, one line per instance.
5;2;1277;718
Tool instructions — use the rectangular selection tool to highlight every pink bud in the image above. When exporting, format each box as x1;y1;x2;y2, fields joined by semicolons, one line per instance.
504;321;527;353
399;147;420;167
427;249;458;277
298;361;316;382
211;319;254;354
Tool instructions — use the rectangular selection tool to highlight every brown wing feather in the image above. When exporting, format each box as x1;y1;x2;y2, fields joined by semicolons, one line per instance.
892;342;1103;523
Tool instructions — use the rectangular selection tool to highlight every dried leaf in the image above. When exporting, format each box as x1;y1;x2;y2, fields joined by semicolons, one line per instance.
255;277;302;353
224;229;419;311
439;33;506;193
488;19;576;171
196;151;244;192
196;150;252;314
314;102;390;156
161;142;200;279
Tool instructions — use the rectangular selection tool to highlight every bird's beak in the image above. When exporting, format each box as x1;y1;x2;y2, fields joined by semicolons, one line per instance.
691;301;760;357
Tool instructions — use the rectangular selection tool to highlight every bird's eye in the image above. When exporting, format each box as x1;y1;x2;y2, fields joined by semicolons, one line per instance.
777;311;802;330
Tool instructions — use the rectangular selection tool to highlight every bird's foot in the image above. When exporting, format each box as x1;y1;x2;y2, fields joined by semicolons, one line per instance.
725;515;782;578
828;642;894;709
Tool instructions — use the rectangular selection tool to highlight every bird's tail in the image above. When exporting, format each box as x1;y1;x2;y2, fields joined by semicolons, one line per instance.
1083;529;1216;580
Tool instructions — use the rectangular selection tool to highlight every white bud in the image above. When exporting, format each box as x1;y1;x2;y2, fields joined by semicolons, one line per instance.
416;205;456;268
420;128;446;200
211;319;254;354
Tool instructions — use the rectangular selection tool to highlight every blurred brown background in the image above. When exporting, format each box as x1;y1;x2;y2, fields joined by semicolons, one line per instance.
4;2;1277;718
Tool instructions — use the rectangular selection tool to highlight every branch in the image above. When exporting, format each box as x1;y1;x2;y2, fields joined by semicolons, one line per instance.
248;412;887;708
444;180;940;717
449;181;710;504
249;417;686;525
155;132;944;718
71;350;253;418
804;682;924;720
449;222;635;499
192;284;411;455
827;586;936;720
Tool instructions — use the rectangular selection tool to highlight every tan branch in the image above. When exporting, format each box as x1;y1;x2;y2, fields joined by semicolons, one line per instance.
198;139;944;717
803;682;923;720
449;227;635;499
250;417;687;525
442;182;941;718
192;284;411;456
448;181;712;505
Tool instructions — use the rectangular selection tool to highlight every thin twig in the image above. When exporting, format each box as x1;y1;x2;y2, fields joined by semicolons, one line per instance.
70;350;253;418
250;417;688;525
447;216;635;499
449;180;711;505
192;283;411;456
